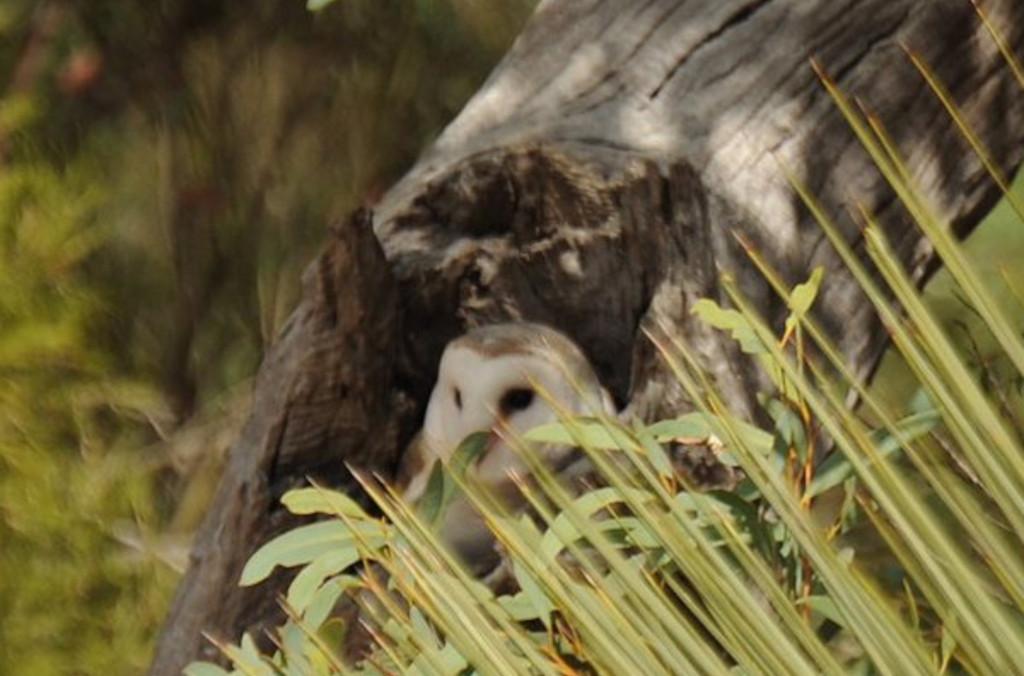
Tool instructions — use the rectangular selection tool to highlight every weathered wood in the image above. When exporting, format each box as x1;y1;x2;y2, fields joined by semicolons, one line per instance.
150;1;1024;673
375;0;1024;423
149;210;403;671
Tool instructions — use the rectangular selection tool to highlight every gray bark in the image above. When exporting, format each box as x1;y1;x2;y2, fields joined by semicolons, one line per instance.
150;1;1024;673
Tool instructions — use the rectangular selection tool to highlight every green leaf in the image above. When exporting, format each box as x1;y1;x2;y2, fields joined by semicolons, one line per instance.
907;387;934;416
435;641;469;674
802;595;846;627
239;520;386;586
539;487;655;561
418;431;490;526
280;622;313;675
497;590;544;622
765;398;808;462
409;606;441;649
708;489;774;558
408;640;468;676
784;266;824;334
940;626;958;671
633;422;675;477
304;575;361;629
692;298;766;354
281;486;367;518
183;663;232;676
513;560;556;629
417;459;448;526
648;412;774;461
286;548;362;613
448;430;491;479
217;633;275;676
806;409;940;498
646;414;716;441
524;417;622;449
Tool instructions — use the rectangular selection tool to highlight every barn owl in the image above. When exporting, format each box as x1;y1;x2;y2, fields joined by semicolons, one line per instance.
396;322;616;573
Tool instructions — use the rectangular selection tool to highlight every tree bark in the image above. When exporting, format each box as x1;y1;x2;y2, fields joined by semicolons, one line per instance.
150;1;1024;673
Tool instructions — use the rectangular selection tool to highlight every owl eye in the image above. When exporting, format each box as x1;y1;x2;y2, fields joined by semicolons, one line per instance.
499;387;535;414
453;387;462;410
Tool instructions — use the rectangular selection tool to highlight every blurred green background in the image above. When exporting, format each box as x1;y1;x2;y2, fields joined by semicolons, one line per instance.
0;1;1020;674
869;169;1024;418
0;1;533;673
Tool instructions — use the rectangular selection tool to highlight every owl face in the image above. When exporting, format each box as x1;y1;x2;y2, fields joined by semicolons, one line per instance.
397;323;613;571
401;323;612;504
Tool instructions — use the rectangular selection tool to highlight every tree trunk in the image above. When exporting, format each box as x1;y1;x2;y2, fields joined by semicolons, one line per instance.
149;1;1024;673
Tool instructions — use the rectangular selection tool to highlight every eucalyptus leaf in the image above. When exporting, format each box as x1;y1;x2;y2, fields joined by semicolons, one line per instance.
513;561;555;629
281;486;367;518
692;298;767;354
416;460;448;526
539;487;654;561
708;489;775;559
784;266;824;335
183;663;232;676
907;387;934;416
497;590;544;622
524;417;622;449
419;431;490;527
940;627;957;670
304;574;361;629
633;422;675;476
239;520;386;586
216;634;275;676
286;547;362;613
280;622;312;676
648;412;774;460
802;596;846;627
646;414;715;441
448;430;491;478
409;606;441;648
806;409;940;498
436;642;470;673
408;641;468;676
765;398;808;462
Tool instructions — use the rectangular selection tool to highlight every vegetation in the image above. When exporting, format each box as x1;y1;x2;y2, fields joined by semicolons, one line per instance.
0;2;531;673
188;9;1024;676
4;1;1023;674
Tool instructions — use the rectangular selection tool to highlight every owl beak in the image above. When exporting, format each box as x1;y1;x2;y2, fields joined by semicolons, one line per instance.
486;417;519;454
489;413;512;448
484;428;502;454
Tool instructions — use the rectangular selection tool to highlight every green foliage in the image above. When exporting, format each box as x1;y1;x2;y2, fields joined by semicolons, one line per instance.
196;224;1024;673
416;432;491;527
4;0;1022;673
0;140;177;674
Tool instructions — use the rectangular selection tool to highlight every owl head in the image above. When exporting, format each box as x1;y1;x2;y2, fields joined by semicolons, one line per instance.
398;322;615;570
